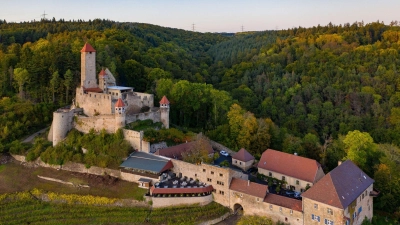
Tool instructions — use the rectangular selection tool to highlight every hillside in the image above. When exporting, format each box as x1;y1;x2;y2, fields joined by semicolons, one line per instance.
1;19;400;216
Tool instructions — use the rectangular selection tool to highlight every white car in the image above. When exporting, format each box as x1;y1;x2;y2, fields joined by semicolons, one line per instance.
220;150;229;156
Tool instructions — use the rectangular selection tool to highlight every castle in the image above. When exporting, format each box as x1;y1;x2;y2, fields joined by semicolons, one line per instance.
48;43;170;147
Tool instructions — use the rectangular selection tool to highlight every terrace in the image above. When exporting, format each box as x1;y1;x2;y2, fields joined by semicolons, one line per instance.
150;172;213;197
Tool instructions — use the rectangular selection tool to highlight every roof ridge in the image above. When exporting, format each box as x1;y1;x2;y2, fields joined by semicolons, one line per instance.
327;173;344;209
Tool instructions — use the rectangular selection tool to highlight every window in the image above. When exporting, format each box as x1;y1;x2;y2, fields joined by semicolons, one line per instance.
296;180;300;185
195;174;197;177
217;181;224;186
279;207;282;212
235;160;237;163
256;198;259;202
219;173;223;177
327;208;333;215
282;176;286;181
240;194;243;197
324;219;334;225
314;204;318;209
269;172;272;176
358;206;362;214
269;205;273;210
211;171;214;175
239;162;242;165
219;190;224;195
311;214;320;222
203;169;206;172
345;220;350;225
290;209;293;214
207;178;212;182
362;193;364;199
359;196;361;202
352;211;357;219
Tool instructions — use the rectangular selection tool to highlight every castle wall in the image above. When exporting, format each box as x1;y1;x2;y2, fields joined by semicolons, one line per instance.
160;107;169;129
151;195;213;208
122;129;143;151
52;109;75;146
75;88;112;116
125;111;160;124
75;115;116;133
133;92;154;107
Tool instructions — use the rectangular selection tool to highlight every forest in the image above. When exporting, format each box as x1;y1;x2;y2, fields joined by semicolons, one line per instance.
0;18;400;216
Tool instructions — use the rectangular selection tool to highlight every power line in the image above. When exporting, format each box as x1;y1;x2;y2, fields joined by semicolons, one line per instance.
41;11;48;20
192;23;195;32
241;25;244;32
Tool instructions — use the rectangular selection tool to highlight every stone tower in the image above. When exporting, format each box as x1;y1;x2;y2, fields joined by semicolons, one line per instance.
80;43;97;89
98;68;107;92
159;96;170;129
115;98;126;131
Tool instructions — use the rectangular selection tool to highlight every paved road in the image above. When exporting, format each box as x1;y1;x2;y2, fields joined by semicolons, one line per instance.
22;127;49;143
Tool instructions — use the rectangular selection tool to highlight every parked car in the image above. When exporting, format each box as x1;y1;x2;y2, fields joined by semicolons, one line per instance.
247;167;258;174
220;150;229;156
285;190;295;197
294;192;302;199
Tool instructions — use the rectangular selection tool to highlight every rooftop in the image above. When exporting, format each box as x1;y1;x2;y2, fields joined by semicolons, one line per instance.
80;43;96;52
301;160;374;209
115;98;125;107
160;95;170;104
107;86;133;91
154;140;213;160
232;148;254;162
120;151;173;174
83;87;103;93
229;178;268;199
257;149;323;183
264;193;303;212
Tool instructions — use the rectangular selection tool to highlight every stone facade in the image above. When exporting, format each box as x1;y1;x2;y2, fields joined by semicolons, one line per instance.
232;158;254;171
151;195;213;208
258;167;324;192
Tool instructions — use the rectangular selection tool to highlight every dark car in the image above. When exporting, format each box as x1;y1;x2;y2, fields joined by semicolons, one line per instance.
285;190;295;197
246;167;258;174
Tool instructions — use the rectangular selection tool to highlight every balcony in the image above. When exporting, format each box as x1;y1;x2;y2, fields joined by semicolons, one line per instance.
369;188;380;197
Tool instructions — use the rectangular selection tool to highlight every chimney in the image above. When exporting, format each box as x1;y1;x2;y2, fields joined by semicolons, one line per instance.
338;161;342;166
294;152;298;156
248;180;250;186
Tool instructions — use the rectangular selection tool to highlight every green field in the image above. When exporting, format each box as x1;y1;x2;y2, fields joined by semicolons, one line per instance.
0;198;229;225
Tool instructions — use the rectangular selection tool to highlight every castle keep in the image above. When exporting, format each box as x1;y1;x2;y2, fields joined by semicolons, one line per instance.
48;43;170;147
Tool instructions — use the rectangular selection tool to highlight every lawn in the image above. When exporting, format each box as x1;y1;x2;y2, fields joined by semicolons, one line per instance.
0;160;146;200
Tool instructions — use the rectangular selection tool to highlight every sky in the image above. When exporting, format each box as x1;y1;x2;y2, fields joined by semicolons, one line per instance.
1;0;399;33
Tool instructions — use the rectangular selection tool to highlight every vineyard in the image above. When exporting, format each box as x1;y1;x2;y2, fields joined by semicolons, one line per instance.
0;191;229;225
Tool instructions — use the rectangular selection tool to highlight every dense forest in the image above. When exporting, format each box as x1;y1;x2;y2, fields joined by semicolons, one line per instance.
1;19;400;216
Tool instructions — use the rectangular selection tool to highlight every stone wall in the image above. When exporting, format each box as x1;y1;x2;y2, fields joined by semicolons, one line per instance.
197;212;231;225
75;89;113;116
123;129;143;150
125;111;160;124
120;171;159;184
75;115;116;133
151;195;213;208
150;142;168;154
170;159;247;208
209;140;235;155
51;109;75;146
232;159;254;171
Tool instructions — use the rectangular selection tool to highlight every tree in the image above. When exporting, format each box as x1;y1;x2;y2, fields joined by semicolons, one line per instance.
64;69;73;104
49;71;60;103
343;130;376;172
181;136;213;164
13;68;29;99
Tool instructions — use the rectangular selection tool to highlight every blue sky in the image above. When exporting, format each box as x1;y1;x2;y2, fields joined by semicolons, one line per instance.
1;0;399;32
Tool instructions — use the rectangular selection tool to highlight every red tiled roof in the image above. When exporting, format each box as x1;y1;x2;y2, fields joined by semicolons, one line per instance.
83;87;103;93
115;98;125;107
150;184;214;195
98;69;106;76
159;160;174;173
80;43;96;52
257;149;322;183
154;141;213;160
301;160;374;209
159;95;170;104
232;148;254;162
229;178;268;199
264;194;303;212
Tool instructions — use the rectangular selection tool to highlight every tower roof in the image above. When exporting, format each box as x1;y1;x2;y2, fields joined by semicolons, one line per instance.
115;98;125;107
80;43;96;52
99;69;106;77
159;96;170;104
